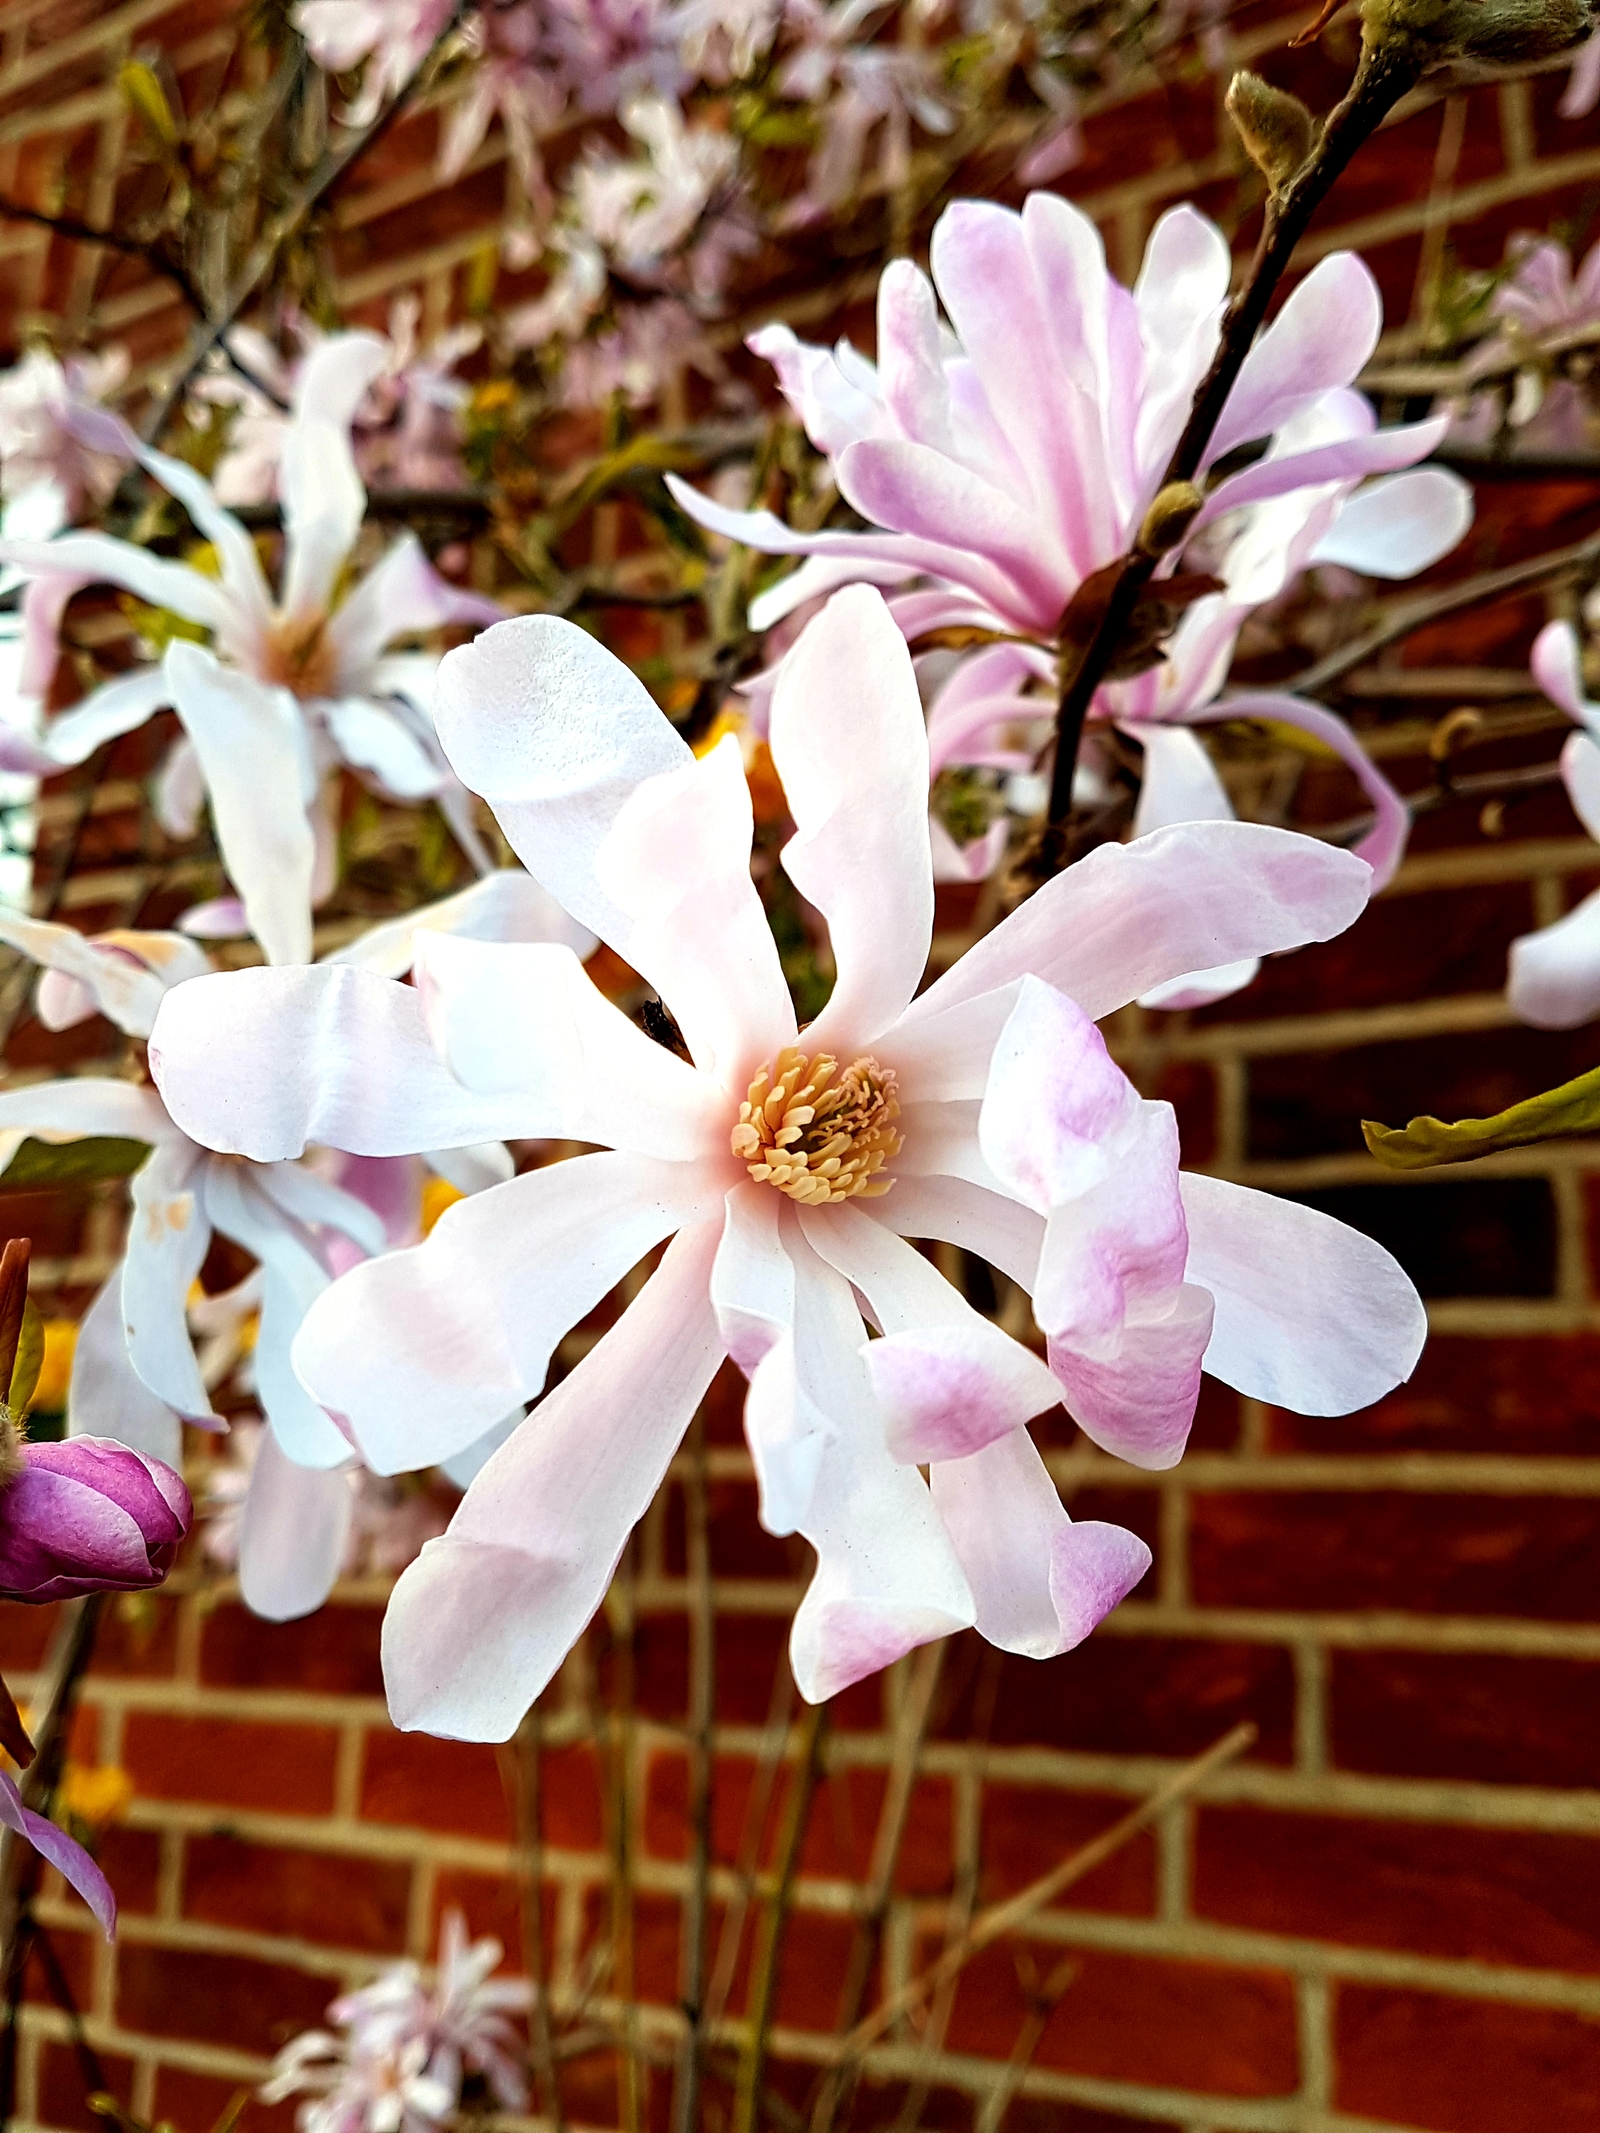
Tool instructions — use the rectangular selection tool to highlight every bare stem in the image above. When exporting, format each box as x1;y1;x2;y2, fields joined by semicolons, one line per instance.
1042;30;1424;862
509;1706;565;2133
732;1701;828;2133
672;1411;714;2133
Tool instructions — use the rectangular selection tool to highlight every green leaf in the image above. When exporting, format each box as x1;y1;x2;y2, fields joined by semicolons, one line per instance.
9;1298;41;1415
1363;1060;1600;1170
0;1137;151;1190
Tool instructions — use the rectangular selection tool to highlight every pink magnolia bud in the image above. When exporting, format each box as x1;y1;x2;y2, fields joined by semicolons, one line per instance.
0;1437;191;1603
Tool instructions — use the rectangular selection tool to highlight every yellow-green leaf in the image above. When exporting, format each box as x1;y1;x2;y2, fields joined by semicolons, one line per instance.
9;1297;43;1416
0;1136;151;1189
120;61;180;147
1363;1060;1600;1169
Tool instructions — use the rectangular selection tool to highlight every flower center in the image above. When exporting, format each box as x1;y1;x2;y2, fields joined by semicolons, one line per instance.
259;613;339;700
731;1047;902;1205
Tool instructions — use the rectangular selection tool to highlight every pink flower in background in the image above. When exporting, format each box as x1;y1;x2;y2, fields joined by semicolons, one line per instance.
293;0;458;122
150;590;1424;1737
0;348;129;533
775;0;955;223
1507;618;1600;1028
1562;31;1600;118
262;1907;532;2133
0;335;502;964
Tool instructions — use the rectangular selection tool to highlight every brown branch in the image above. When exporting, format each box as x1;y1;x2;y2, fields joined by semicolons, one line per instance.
671;1411;714;2133
732;1701;829;2133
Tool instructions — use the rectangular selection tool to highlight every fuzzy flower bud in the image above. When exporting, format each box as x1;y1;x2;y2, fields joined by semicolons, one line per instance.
1137;481;1205;557
1226;72;1317;194
1361;0;1595;67
0;1431;191;1603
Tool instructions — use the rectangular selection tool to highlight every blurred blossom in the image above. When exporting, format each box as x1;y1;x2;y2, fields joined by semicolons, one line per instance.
1507;617;1600;1028
0;348;130;534
776;0;955;222
292;0;459;123
262;1907;532;2133
151;590;1426;1736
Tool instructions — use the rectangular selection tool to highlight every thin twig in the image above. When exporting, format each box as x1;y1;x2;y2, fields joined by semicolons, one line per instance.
976;1954;1077;2133
509;1706;565;2133
599;1549;643;2133
1042;27;1424;859
733;1701;829;2133
703;1642;797;2035
824;1721;1257;2071
672;1410;714;2133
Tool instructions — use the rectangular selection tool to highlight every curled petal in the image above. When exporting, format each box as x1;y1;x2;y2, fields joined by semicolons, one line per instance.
0;1770;115;1939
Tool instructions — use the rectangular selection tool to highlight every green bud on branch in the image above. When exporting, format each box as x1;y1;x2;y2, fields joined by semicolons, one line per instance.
1226;72;1317;195
1360;0;1596;69
1136;481;1206;557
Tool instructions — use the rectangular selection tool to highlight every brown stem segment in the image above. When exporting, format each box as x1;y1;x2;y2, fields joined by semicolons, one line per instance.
0;1241;30;1405
1042;31;1424;863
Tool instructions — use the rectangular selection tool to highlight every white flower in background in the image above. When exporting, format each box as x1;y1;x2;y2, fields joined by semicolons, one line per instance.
0;334;503;966
0;871;587;1619
150;590;1425;1737
775;0;955;222
293;0;458;123
1506;614;1600;1028
0;347;130;535
573;94;737;274
262;1907;532;2133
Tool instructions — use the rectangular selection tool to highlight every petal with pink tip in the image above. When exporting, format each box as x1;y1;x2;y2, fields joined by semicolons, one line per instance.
381;1221;725;1739
768;586;934;1054
294;1153;719;1475
0;1771;115;1940
978;977;1138;1216
1179;1172;1425;1414
930;1430;1150;1657
1533;620;1598;733
1209;692;1411;891
328;531;503;682
1048;1282;1213;1469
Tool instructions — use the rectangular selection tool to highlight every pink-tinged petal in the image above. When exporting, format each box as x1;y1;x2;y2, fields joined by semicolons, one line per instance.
930;816;1009;883
0;912;204;1039
1217;693;1410;891
330;869;596;978
19;573;88;698
0;534;232;632
200;1160;352;1469
1533;620;1597;731
432;615;690;952
329;532;503;682
930;1430;1149;1657
34;971;95;1032
746;321;884;455
837;441;1068;629
121;1138;215;1422
162;643;317;967
1179;1172;1426;1413
1133;205;1231;490
44;666;172;769
157;738;207;841
1138;960;1260;1013
748;553;916;635
768;587;934;1053
1562;730;1600;845
149;963;588;1161
711;1189;821;1534
1196;415;1451;531
801;1200;1058;1463
295;1153;719;1475
253;1158;389;1258
238;1430;353;1622
324;697;444;799
1048;1282;1213;1469
777;1227;973;1702
877;258;955;450
414;934;727;1158
899;820;1371;1027
596;736;794;1086
381;1221;725;1739
1032;1099;1190;1349
978;977;1138;1215
68;1276;182;1469
1209;254;1382;462
1507;885;1600;1029
875;1174;1044;1291
926;643;1046;777
1313;467;1473;578
0;1769;115;1940
1562;32;1600;116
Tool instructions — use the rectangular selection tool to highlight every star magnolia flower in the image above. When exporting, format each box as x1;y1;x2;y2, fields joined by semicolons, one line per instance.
149;588;1424;1737
0;873;585;1620
262;1906;532;2133
667;191;1451;658
1506;619;1600;1028
0;348;130;535
0;334;503;966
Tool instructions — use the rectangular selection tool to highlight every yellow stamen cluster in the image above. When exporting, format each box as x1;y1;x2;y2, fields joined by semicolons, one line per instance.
731;1047;902;1205
260;614;339;701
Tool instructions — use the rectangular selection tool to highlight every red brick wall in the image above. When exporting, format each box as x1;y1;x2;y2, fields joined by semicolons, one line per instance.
6;4;1600;2130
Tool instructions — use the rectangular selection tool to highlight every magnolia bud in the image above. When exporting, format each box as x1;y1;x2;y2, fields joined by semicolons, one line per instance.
0;1437;191;1602
1226;72;1317;194
1137;481;1205;557
1361;0;1595;66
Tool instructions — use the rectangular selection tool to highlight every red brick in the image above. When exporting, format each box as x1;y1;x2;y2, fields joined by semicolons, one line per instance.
118;1943;331;2054
199;1602;384;1695
122;1712;340;1815
1190;1491;1600;1619
772;1907;859;2033
978;1787;1156;1918
21;1921;94;2012
183;1834;411;1953
933;1631;1295;1762
1270;1332;1600;1454
358;1728;510;1840
660;1475;797;1580
430;1868;538;1973
88;1825;160;1918
1332;1650;1600;1788
35;2039;134;2133
0;1604;58;1672
154;2067;297;2133
1337;1986;1600;2133
1196;1807;1600;1972
90;1592;181;1677
938;1939;1298;2097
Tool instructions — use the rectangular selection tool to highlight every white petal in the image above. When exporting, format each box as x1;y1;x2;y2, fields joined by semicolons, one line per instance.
43;666;172;768
239;1431;354;1621
328;532;503;681
0;913;206;1039
1562;729;1600;845
67;1276;181;1469
875;1173;1044;1290
438;1408;524;1492
293;1153;720;1475
0;533;232;632
163;643;317;967
0;1076;170;1146
1508;884;1600;1029
1180;1171;1426;1415
423;1142;514;1194
280;335;387;619
324;697;445;799
122;1138;215;1420
327;869;595;978
1313;468;1473;578
1128;723;1233;836
768;587;934;1054
381;1221;725;1739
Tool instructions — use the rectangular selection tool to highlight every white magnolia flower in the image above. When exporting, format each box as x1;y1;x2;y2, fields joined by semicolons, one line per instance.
150;588;1425;1737
0;335;503;966
1507;617;1600;1028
